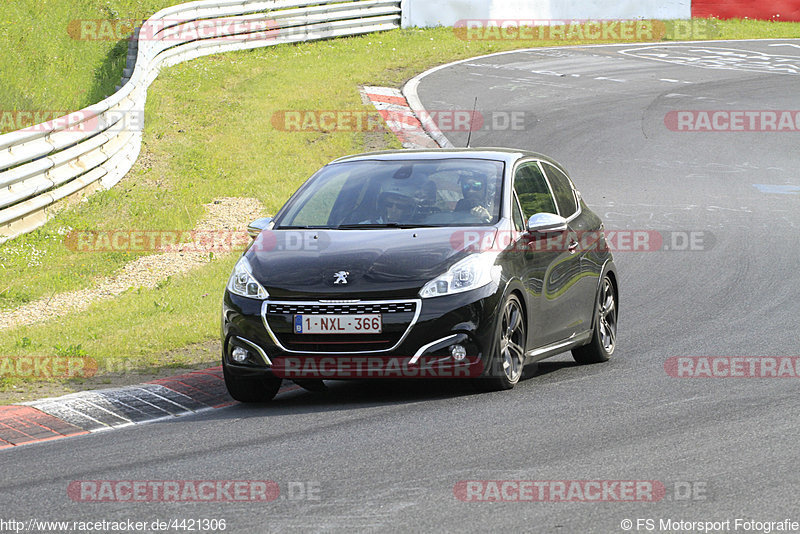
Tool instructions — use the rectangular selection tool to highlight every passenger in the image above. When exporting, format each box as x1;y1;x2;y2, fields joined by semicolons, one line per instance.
454;173;492;222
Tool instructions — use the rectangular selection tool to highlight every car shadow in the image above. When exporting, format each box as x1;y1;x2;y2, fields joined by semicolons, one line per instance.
202;358;585;418
233;378;480;415
521;359;583;380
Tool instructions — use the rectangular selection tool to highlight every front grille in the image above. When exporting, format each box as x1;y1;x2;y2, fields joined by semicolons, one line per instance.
263;300;420;353
267;302;416;315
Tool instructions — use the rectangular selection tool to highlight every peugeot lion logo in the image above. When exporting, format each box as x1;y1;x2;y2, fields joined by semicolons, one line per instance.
333;271;350;285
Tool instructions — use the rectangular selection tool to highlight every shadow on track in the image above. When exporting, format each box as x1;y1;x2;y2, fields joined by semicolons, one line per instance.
209;358;587;418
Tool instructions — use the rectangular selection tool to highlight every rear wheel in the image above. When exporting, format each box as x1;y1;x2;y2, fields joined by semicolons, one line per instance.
475;293;527;391
223;365;282;403
572;275;617;364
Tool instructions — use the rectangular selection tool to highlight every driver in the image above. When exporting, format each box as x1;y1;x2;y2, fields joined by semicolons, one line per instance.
455;173;492;222
364;181;419;224
379;190;416;223
360;179;437;224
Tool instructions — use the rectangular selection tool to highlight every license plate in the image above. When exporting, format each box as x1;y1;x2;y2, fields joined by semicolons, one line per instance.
294;314;382;334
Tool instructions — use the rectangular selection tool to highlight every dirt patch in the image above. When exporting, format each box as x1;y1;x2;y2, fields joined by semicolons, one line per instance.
361;128;394;152
131;149;167;189
0;197;264;331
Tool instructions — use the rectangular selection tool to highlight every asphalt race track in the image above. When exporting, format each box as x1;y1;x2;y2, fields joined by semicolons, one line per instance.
2;40;799;532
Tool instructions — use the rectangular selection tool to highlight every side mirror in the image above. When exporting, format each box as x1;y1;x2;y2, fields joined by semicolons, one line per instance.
247;217;273;239
527;213;567;234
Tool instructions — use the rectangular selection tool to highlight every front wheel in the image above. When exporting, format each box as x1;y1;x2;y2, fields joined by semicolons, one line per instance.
475;293;527;391
223;366;282;403
572;275;617;364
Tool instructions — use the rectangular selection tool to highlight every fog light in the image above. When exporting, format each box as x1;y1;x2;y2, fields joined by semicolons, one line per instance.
232;346;249;363
449;344;467;361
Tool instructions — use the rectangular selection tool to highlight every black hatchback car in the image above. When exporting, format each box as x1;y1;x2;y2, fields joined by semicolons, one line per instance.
222;148;618;401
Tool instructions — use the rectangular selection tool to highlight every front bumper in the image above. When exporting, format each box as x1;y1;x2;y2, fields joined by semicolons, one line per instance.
221;283;501;380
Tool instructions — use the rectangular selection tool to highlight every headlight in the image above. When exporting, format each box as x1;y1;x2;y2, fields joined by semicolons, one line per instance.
227;256;268;299
419;253;500;298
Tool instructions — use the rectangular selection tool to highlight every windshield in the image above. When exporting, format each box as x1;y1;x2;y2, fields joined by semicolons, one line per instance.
275;158;505;228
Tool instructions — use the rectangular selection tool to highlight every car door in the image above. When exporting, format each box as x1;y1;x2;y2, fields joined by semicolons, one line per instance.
512;160;572;348
539;161;597;338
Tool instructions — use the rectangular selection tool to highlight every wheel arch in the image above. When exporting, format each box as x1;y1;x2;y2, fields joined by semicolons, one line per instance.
496;276;529;350
591;259;619;331
500;277;528;319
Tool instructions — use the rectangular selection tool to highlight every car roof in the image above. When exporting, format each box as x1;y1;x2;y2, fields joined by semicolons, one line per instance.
328;147;567;171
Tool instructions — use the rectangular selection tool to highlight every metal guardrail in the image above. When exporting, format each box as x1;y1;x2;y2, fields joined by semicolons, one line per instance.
0;0;401;243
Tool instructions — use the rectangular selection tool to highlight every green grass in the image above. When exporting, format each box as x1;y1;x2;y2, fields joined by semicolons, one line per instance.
705;17;800;38
0;0;179;113
3;257;234;363
0;15;799;396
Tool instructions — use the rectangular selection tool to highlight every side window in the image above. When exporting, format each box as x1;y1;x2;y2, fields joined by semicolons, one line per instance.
511;194;526;231
513;162;557;218
542;163;578;219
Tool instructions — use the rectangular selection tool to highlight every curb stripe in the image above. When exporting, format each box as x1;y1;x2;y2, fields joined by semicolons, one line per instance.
28;401;111;433
0;406;87;445
117;387;187;417
59;398;132;428
365;93;408;106
83;392;151;424
0;423;38;445
361;86;441;149
147;377;223;407
87;392;163;425
362;86;403;98
149;367;233;409
1;365;300;448
144;383;209;412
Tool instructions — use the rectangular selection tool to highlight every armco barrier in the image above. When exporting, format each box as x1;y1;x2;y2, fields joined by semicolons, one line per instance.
0;0;401;243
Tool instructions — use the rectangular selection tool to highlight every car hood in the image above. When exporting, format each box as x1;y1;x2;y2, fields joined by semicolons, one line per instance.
246;227;498;299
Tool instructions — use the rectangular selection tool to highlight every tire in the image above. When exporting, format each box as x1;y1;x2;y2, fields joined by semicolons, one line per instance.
572;275;617;364
475;293;527;391
223;365;282;403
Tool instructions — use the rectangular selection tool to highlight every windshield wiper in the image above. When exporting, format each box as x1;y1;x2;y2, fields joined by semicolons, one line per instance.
336;223;430;229
275;225;332;230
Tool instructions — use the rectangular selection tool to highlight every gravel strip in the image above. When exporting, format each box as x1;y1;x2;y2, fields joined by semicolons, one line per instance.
0;197;264;330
